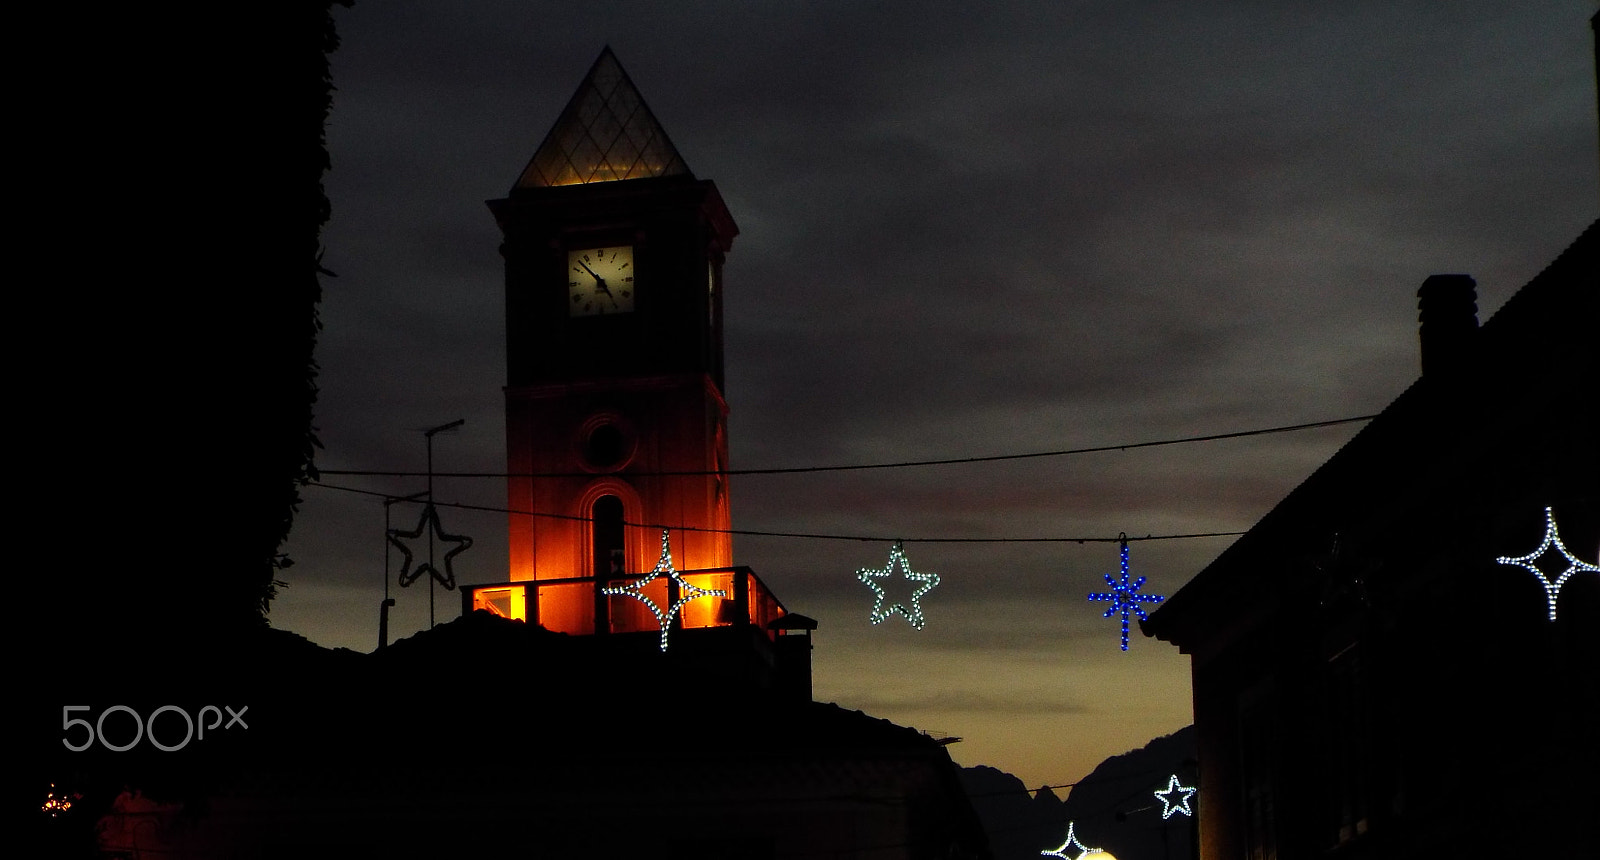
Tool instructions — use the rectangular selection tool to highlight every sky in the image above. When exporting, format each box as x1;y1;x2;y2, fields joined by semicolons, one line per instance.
274;1;1598;790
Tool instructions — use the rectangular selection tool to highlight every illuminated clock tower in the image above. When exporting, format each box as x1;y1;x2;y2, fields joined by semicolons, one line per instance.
482;48;742;636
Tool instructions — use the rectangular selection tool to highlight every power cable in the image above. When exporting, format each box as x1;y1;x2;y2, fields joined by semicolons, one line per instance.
312;481;1243;544
318;414;1376;480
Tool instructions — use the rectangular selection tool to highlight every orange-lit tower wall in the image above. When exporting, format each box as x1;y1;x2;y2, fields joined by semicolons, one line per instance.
486;49;737;635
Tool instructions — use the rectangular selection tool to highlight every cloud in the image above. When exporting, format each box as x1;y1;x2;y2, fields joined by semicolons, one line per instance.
279;0;1596;790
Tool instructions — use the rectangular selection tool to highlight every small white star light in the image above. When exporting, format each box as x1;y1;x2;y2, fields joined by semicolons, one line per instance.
1154;774;1197;819
858;541;940;629
1495;506;1599;621
602;530;727;651
1041;821;1104;860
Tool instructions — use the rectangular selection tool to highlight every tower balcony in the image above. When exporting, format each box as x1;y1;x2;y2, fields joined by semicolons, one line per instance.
462;567;811;698
464;566;786;641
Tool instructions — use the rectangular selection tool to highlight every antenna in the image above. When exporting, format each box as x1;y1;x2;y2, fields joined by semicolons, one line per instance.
421;419;464;628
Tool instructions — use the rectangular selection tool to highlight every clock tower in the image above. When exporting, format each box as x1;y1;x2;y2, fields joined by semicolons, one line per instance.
482;48;744;637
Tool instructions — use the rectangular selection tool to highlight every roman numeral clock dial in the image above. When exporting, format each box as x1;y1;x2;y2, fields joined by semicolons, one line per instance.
567;246;635;316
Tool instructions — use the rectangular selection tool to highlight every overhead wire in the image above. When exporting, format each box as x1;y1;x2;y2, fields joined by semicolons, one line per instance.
310;413;1371;542
318;414;1377;480
306;415;1242;817
315;480;1243;544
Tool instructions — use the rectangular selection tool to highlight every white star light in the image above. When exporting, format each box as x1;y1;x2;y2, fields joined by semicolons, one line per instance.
1041;821;1103;860
857;541;940;629
602;530;727;651
1154;774;1197;819
1496;506;1599;621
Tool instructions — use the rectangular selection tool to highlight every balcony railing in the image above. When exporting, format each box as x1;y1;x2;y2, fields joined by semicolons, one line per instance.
464;566;786;640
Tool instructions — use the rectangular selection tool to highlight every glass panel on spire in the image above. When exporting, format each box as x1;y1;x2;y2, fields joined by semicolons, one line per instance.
514;48;691;189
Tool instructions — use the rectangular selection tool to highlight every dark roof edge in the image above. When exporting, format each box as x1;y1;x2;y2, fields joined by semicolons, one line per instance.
1145;218;1599;644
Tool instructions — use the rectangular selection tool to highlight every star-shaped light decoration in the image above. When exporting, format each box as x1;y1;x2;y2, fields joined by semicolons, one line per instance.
857;541;940;630
1496;506;1599;621
388;503;473;590
602;530;727;651
1087;536;1164;651
1311;532;1374;614
1153;774;1197;819
1041;821;1103;860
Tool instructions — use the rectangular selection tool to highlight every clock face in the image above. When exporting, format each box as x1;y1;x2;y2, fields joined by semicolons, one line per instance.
568;246;635;316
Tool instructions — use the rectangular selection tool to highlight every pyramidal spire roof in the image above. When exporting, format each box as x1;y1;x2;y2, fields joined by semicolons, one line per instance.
514;47;691;189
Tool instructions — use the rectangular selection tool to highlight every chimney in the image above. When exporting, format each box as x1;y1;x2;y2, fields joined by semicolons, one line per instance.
1416;274;1478;377
768;613;818;701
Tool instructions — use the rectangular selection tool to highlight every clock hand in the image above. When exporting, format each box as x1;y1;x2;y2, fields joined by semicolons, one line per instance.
575;259;615;298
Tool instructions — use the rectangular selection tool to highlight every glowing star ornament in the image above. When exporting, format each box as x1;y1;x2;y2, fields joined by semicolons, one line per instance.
1087;536;1165;651
1154;774;1197;819
1496;506;1599;621
603;530;727;651
858;541;940;629
1041;821;1104;860
388;503;473;590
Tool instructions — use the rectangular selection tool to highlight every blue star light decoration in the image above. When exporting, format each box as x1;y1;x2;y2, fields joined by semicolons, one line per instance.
1041;821;1103;860
1087;537;1165;651
388;503;473;590
602;530;727;651
1154;774;1197;819
858;541;940;629
1496;506;1599;621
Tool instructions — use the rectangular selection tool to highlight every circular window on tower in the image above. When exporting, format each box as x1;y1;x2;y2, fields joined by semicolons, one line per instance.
579;415;635;472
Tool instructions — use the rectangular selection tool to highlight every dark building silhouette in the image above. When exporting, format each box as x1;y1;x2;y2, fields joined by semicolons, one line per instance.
1145;21;1600;854
72;616;989;858
1144;221;1598;857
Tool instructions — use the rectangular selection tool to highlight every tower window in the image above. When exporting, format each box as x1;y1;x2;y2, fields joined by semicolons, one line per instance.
592;495;625;580
584;423;628;469
592;494;626;635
